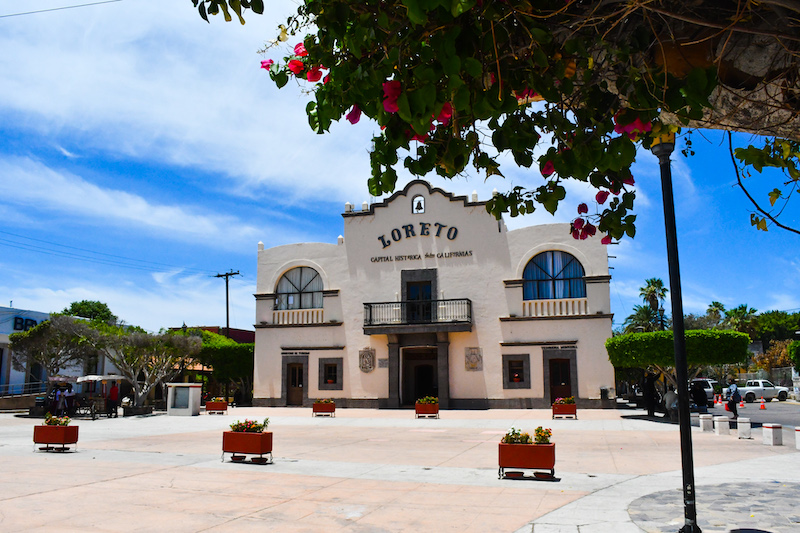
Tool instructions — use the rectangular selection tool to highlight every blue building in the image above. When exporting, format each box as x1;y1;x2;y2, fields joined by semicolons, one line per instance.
0;306;50;395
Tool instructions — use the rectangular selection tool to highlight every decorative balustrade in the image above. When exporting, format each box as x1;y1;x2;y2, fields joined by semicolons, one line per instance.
364;299;472;326
522;298;589;317
272;308;324;325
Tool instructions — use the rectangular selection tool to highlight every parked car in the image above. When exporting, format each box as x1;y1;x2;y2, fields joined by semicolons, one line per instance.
690;378;718;408
723;379;790;403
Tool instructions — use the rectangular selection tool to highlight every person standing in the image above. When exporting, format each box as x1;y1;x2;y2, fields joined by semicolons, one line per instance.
643;371;660;417
107;381;119;418
727;377;740;420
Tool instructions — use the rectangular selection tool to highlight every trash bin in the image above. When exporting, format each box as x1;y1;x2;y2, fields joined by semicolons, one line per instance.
600;387;609;401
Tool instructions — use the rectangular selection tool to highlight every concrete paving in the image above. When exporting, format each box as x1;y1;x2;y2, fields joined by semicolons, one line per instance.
0;406;797;532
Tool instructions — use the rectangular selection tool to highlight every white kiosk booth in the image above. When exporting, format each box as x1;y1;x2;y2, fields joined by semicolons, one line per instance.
167;383;202;416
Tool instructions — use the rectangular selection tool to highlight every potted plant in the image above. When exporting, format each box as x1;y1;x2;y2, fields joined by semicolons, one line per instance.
415;396;439;418
33;412;79;452
552;396;577;419
498;426;556;479
222;418;272;464
205;397;228;414
312;398;336;417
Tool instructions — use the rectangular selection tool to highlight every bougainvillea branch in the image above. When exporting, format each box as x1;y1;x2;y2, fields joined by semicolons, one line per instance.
192;0;800;239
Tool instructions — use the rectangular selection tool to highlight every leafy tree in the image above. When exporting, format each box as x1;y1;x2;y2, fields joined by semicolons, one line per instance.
789;341;800;371
193;0;800;236
752;339;794;372
606;329;750;388
752;310;800;351
89;325;202;406
194;330;254;404
8;315;94;395
62;300;118;324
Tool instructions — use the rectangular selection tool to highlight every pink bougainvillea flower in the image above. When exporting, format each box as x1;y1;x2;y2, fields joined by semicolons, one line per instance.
582;223;597;238
595;190;610;204
577;203;588;214
573;218;584;230
572;229;581;240
306;66;323;82
601;234;613;245
623;175;635;186
294;43;308;57
382;80;402;113
541;160;555;177
287;59;304;75
346;105;362;125
323;73;330;84
436;102;453;125
260;59;274;71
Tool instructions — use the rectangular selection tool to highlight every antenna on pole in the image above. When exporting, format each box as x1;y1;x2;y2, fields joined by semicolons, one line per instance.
214;270;240;337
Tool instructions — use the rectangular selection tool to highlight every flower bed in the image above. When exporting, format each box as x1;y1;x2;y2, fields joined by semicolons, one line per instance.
498;427;557;480
415;397;439;418
34;413;79;452
205;400;228;414
222;418;272;464
312;400;335;417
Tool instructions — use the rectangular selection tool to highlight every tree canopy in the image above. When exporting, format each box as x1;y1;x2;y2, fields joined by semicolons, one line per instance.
62;300;117;324
606;329;750;386
194;0;800;237
194;329;254;403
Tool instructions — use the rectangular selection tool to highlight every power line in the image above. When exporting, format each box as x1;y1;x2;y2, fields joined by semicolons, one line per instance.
0;230;218;275
0;0;123;19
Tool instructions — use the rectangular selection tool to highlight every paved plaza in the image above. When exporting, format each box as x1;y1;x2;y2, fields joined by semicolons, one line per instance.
0;406;798;532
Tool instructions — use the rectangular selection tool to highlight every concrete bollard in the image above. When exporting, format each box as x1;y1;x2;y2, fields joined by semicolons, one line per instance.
690;413;699;427
699;414;713;432
737;417;751;439
796;428;800;451
714;416;730;435
763;423;782;446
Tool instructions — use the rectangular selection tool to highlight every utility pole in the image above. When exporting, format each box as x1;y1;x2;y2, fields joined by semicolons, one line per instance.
214;270;240;338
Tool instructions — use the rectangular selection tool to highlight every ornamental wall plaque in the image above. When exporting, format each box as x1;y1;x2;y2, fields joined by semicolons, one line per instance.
465;347;483;371
378;358;389;368
359;348;376;373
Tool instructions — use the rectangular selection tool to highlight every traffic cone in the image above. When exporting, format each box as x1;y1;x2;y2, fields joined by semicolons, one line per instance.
739;399;745;408
760;397;766;410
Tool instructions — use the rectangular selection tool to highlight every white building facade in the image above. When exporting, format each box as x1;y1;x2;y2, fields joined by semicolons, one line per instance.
254;180;615;409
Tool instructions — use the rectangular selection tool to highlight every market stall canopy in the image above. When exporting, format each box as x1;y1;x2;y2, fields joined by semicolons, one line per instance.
77;375;127;383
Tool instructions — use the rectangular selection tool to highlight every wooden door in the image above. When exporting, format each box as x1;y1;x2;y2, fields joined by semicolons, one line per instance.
287;363;303;405
549;359;572;401
406;281;432;323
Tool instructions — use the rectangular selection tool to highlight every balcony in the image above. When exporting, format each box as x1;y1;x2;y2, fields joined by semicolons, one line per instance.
363;299;473;334
522;297;589;317
272;308;324;325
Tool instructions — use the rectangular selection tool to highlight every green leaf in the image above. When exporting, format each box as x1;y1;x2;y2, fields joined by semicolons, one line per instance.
451;0;476;17
768;188;782;206
463;57;482;78
402;0;427;25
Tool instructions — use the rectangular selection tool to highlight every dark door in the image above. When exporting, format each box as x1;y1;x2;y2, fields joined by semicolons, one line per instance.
414;364;435;401
287;363;303;405
402;348;437;405
406;281;432;323
549;359;572;401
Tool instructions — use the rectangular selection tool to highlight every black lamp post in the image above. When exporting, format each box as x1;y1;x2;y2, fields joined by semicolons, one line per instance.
651;132;702;533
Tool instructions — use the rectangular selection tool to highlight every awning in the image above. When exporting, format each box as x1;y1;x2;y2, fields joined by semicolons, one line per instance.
76;374;127;383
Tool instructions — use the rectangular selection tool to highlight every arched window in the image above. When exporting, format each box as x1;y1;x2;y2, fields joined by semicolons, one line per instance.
275;267;323;310
522;251;586;300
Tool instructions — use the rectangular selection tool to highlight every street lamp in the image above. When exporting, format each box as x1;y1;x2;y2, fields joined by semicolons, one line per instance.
651;132;701;533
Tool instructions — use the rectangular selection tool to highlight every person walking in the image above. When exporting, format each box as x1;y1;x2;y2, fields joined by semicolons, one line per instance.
726;377;740;420
644;372;660;417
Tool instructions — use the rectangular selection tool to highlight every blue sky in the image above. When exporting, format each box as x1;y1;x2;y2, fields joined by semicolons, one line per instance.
1;0;798;332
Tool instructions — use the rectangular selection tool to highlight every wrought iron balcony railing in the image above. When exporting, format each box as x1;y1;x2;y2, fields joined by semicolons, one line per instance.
363;299;472;327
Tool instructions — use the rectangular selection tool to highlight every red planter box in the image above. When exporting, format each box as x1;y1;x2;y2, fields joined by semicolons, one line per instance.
551;404;577;419
415;403;439;418
498;443;556;478
312;402;335;416
33;425;79;451
206;401;228;414
222;431;273;463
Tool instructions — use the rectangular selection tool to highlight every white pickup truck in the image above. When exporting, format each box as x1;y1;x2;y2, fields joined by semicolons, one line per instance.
724;379;790;403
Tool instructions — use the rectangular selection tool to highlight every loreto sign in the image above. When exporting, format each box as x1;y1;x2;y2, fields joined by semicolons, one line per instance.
377;222;458;249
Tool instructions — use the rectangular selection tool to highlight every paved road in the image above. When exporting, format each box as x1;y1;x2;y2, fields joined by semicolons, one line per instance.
707;399;800;429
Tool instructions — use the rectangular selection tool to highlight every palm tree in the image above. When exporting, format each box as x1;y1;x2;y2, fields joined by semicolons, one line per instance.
639;278;668;330
706;301;726;327
623;305;660;333
639;278;668;311
723;304;758;334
